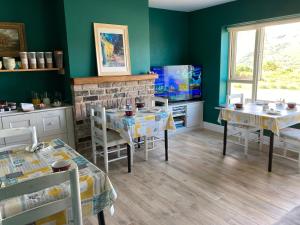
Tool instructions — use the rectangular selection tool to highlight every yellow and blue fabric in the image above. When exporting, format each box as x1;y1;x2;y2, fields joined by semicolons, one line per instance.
0;139;117;225
219;105;300;135
106;110;176;142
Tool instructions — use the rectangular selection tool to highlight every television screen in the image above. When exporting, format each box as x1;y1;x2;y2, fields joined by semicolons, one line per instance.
151;65;202;102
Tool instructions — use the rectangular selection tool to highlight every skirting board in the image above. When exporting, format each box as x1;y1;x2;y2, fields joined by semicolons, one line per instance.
203;122;224;133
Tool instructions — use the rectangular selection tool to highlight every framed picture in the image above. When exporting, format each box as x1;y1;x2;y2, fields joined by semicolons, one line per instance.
0;22;26;57
94;23;131;76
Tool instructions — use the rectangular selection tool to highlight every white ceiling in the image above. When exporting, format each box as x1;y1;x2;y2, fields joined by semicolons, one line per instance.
149;0;236;12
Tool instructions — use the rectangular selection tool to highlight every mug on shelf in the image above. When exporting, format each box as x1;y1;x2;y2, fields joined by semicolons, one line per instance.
3;57;16;70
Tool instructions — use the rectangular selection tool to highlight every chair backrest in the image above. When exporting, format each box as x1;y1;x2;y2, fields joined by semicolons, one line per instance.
152;97;168;110
90;105;107;148
0;127;38;151
0;166;83;225
227;94;244;105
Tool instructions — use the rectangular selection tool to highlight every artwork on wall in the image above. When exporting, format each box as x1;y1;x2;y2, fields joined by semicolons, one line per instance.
94;23;131;76
0;22;26;57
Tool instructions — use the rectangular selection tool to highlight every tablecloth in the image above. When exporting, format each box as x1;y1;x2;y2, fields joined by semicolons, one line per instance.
0;138;117;225
219;104;300;135
106;109;176;143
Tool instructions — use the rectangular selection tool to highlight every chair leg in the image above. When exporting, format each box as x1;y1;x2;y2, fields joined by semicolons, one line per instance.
104;146;109;173
92;141;97;165
298;153;300;169
117;145;121;158
244;131;249;155
283;138;288;157
130;143;134;166
144;136;148;161
151;136;155;149
259;129;264;151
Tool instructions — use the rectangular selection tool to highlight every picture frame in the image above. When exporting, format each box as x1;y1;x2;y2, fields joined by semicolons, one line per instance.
0;22;26;57
93;23;131;76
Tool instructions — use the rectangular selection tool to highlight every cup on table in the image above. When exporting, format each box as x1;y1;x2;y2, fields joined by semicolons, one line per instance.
51;160;71;173
234;103;243;110
36;52;45;69
0;60;2;69
287;102;296;109
263;104;269;111
27;52;37;69
45;52;53;68
19;51;28;69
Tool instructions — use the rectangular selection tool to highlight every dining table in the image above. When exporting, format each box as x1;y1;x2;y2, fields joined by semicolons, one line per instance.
105;107;176;163
219;103;300;172
0;138;116;225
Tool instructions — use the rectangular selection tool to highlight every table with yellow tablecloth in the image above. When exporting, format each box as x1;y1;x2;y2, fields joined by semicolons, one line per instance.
0;138;117;225
218;103;300;172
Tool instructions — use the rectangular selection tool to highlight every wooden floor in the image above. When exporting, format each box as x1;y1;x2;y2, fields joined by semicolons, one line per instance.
85;129;300;225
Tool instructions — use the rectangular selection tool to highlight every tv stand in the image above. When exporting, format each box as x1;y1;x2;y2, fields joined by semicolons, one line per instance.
169;100;204;133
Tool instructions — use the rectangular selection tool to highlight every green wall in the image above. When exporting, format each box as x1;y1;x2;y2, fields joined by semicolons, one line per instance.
63;0;150;77
190;0;300;124
0;0;66;103
149;8;189;66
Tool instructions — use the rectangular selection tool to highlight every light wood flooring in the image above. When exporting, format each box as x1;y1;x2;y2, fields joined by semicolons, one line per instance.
85;129;300;225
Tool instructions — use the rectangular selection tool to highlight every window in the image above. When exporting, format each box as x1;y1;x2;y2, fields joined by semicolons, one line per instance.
228;19;300;103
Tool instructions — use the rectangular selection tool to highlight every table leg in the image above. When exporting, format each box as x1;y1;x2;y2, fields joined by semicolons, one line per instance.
164;130;168;161
268;132;274;172
223;120;228;156
137;137;141;148
97;211;105;225
127;144;131;173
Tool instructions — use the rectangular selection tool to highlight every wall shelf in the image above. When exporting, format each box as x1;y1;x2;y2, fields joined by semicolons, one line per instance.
0;68;65;74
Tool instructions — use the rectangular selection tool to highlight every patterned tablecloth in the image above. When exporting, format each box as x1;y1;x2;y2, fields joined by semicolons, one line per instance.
106;108;176;143
219;104;300;135
0;139;117;225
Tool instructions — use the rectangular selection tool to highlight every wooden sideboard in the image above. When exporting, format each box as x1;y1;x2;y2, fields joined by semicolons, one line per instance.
0;106;75;148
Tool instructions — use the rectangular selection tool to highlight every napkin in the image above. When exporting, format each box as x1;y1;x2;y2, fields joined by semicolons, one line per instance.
21;103;34;111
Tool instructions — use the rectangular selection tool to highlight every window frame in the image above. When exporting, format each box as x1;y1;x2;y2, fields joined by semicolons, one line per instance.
227;17;300;103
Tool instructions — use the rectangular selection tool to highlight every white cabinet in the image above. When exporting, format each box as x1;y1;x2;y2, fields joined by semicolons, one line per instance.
0;118;4;147
2;114;39;145
0;106;75;148
186;102;203;128
39;110;67;137
169;101;203;132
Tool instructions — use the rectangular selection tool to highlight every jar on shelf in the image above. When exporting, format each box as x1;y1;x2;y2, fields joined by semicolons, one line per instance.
45;52;53;68
28;52;37;69
54;50;63;69
36;52;45;69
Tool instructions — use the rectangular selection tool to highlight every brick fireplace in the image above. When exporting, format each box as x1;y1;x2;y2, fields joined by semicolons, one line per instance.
71;74;157;153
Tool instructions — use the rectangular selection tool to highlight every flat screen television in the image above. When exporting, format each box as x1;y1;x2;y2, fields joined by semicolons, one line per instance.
151;65;202;102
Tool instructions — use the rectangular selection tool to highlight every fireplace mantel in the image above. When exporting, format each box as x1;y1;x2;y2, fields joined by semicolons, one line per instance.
72;74;158;85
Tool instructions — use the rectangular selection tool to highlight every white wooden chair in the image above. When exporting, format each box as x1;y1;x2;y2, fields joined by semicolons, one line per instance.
90;105;131;173
142;97;169;160
279;128;300;167
0;166;83;225
226;94;260;155
0;126;38;152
